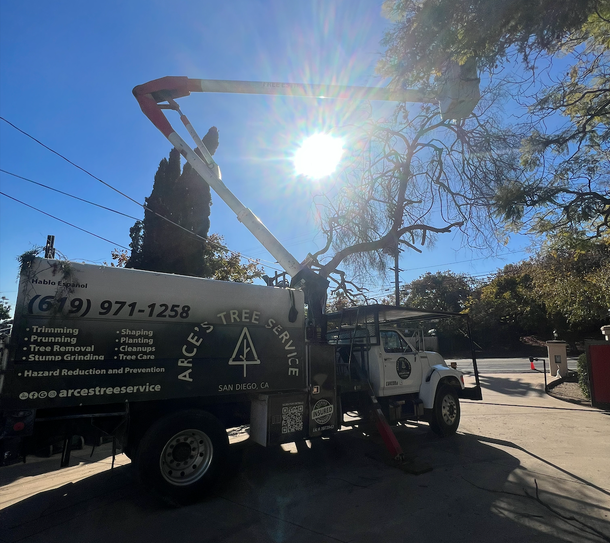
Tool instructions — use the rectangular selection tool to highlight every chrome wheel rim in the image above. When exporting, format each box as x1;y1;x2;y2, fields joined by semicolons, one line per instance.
160;429;213;486
441;394;458;426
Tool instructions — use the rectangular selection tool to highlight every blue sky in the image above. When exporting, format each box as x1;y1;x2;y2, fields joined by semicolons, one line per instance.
0;0;531;311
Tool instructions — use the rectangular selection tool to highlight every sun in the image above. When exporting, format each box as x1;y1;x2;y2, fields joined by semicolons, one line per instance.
294;133;344;179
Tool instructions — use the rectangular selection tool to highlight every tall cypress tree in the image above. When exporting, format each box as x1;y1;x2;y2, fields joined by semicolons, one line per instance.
171;157;213;275
126;128;218;276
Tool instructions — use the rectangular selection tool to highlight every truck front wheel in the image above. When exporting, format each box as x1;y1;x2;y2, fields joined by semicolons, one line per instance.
428;385;460;437
134;410;228;505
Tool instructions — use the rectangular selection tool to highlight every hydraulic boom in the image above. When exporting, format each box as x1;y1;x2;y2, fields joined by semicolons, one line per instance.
132;74;479;318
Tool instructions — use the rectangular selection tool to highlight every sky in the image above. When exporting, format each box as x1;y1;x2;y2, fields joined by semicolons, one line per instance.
0;0;532;312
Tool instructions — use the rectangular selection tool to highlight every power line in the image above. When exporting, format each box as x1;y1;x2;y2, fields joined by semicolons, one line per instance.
3;118;527;279
0;116;228;252
0;169;140;221
0;117;143;207
0;118;284;271
0;191;130;250
403;250;529;272
363;259;529;296
1;170;283;272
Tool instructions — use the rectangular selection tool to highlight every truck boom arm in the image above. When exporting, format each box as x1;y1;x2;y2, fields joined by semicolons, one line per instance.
133;77;311;279
132;77;446;278
132;75;479;309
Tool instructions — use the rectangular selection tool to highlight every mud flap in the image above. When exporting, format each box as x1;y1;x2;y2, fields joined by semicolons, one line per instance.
459;385;483;401
308;343;338;438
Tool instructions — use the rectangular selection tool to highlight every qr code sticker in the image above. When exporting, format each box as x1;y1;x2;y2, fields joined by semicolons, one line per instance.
281;404;304;434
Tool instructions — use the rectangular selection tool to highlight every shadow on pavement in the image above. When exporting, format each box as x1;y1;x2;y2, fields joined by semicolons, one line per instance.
473;402;600;412
478;374;546;397
462;432;610;499
0;444;117;487
1;424;608;543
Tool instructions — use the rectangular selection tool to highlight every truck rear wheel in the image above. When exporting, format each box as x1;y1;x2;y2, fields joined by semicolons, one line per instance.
429;385;460;437
134;410;228;505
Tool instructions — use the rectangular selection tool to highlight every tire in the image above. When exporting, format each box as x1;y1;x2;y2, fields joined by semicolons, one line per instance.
72;435;85;450
34;444;54;458
134;410;229;505
429;385;460;437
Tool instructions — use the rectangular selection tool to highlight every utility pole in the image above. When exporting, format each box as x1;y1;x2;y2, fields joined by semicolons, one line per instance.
44;235;55;259
389;245;403;307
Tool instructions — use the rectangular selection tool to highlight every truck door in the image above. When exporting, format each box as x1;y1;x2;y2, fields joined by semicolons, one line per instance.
379;330;422;396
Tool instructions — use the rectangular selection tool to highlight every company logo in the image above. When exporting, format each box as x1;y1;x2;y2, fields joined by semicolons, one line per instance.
312;399;334;425
396;357;412;380
228;327;261;377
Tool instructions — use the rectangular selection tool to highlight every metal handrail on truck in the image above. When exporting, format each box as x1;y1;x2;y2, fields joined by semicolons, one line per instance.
326;304;482;401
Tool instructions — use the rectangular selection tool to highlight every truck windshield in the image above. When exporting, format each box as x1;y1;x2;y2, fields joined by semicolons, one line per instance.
380;331;412;353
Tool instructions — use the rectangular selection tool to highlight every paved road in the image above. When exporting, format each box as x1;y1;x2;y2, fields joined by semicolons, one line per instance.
446;356;579;374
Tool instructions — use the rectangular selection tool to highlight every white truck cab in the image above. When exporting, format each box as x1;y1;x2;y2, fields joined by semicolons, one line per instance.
327;305;481;437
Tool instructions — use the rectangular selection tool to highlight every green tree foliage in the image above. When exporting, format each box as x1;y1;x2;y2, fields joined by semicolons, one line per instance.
467;238;609;349
528;236;610;334
379;0;605;84
309;3;608;295
577;353;590;398
401;271;474;312
379;1;610;242
198;233;263;283
0;296;11;321
126;128;262;282
467;263;551;350
400;271;476;354
401;238;609;352
426;266;543;353
127;143;211;275
495;16;610;239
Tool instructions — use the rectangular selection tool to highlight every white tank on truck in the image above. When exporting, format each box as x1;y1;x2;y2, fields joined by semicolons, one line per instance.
6;258;308;409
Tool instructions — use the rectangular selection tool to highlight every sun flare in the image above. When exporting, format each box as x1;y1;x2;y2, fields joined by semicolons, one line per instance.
294;133;344;179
